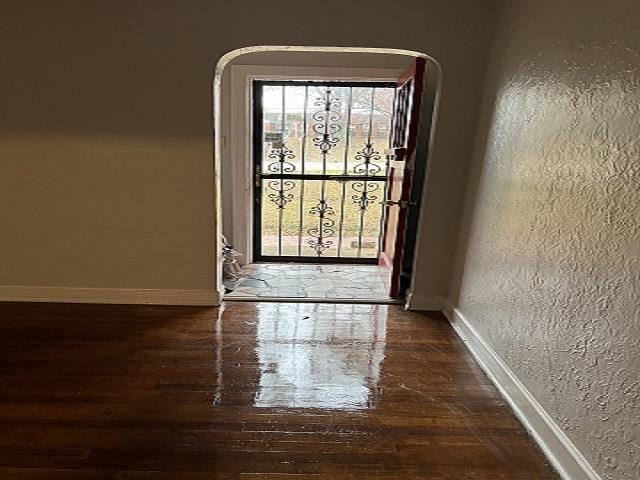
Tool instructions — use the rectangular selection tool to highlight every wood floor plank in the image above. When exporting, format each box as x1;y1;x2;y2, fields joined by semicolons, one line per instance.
0;301;558;479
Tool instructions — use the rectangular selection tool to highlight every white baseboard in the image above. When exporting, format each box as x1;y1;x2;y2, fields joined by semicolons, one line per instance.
404;292;445;311
443;305;601;480
0;286;221;306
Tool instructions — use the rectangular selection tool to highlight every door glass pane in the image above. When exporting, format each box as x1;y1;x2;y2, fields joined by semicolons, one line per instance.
257;82;395;260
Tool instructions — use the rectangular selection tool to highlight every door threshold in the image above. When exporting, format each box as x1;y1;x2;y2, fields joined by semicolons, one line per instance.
223;296;403;305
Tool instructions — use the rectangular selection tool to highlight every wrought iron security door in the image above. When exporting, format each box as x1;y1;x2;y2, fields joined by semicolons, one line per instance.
253;80;396;263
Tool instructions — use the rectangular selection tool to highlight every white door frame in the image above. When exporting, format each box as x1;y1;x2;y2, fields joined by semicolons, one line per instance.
228;65;404;264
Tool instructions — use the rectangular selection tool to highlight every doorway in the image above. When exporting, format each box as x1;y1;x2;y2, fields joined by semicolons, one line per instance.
253;80;395;263
218;50;435;304
228;80;395;301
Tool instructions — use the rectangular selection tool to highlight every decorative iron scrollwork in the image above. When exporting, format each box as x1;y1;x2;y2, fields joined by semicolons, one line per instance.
267;180;296;209
267;144;296;174
312;89;342;154
255;81;396;259
353;142;382;175
307;198;335;255
351;181;380;211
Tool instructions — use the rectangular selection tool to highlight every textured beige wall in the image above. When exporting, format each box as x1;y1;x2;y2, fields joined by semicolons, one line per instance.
450;1;640;478
0;1;498;295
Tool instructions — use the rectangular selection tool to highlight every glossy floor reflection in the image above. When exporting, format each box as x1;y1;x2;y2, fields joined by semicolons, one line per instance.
253;303;386;409
211;302;558;478
0;301;559;479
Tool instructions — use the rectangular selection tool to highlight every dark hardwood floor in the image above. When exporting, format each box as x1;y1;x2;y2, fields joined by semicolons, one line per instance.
0;301;558;479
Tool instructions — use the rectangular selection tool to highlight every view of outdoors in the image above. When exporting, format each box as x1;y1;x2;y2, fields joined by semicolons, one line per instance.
257;83;395;258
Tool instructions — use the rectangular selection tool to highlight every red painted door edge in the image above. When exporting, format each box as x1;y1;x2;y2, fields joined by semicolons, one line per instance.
380;58;426;298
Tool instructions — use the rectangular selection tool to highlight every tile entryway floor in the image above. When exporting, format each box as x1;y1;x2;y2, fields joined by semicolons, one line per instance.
224;263;390;300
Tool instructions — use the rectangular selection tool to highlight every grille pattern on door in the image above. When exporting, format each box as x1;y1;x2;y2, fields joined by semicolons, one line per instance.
253;81;396;263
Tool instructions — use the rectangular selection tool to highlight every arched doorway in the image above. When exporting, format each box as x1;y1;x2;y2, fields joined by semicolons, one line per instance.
213;47;441;304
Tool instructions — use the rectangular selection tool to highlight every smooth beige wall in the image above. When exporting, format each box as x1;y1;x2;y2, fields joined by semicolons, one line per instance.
450;0;640;478
0;1;499;297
